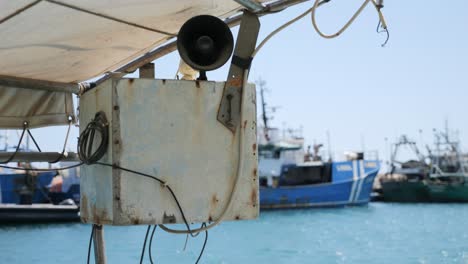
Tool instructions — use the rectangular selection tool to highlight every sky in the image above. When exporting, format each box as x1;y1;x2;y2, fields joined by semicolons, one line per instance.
2;0;468;166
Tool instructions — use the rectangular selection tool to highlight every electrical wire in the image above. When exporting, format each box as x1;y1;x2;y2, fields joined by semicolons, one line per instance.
78;112;109;165
311;0;389;40
253;0;389;57
149;226;157;264
49;120;73;163
0;122;27;164
140;225;152;264
0;119;79;169
87;225;95;264
26;129;42;152
95;162;199;236
195;223;208;264
252;0;330;58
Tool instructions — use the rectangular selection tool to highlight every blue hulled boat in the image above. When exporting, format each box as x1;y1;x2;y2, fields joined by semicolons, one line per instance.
0;164;81;223
260;158;380;209
257;80;379;209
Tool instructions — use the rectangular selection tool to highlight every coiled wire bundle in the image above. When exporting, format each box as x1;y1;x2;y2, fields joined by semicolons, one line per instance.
78;111;109;165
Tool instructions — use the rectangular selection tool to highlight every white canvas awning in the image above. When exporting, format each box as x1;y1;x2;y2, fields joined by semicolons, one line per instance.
0;0;306;128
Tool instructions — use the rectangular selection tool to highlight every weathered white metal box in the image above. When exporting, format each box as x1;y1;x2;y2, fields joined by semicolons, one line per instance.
79;78;258;225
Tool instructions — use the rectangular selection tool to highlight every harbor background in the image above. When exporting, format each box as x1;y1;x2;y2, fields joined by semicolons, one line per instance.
2;203;468;263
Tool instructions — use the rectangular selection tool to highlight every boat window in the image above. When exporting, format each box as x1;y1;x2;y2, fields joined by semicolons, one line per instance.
259;150;274;159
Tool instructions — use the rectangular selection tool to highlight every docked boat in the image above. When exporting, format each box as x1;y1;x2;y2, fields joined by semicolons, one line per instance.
378;127;468;203
259;144;380;209
378;135;431;202
257;81;379;209
0;162;80;223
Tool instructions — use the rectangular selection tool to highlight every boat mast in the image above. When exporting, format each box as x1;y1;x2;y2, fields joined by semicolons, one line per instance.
258;78;270;143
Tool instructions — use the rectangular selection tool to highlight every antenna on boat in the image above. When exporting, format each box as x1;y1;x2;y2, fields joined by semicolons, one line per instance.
326;130;332;162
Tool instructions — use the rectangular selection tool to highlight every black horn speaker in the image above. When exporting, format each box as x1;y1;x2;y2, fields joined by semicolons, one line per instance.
177;15;234;71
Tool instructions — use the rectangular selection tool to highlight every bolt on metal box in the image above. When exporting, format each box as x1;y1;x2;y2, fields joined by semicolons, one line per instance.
79;78;258;225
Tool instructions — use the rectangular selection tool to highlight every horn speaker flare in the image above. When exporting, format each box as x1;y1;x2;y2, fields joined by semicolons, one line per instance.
177;15;234;72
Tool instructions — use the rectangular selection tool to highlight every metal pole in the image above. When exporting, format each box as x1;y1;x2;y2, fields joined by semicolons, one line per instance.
0;152;80;163
93;225;107;264
0;75;82;94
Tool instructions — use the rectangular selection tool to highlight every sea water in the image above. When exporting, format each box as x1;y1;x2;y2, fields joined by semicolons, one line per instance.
1;203;468;263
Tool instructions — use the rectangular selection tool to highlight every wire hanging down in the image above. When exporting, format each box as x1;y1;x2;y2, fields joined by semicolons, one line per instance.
149;226;158;264
87;225;95;264
140;226;152;264
0;122;27;164
253;0;389;57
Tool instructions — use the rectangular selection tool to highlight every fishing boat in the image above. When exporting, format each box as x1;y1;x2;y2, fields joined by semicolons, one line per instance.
257;81;380;209
378;135;431;202
425;129;468;202
0;166;80;223
0;133;80;223
378;125;468;203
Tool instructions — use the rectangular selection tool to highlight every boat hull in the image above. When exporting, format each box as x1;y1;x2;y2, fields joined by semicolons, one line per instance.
0;171;56;204
260;162;378;209
426;181;468;202
380;181;430;203
0;204;80;223
380;178;468;203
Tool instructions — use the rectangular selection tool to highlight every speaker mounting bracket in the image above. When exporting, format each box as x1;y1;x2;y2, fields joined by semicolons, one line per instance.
217;10;260;133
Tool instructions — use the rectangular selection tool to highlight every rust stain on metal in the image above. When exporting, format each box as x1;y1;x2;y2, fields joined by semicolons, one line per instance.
209;194;219;219
243;120;247;130
252;143;256;152
251;188;257;206
195;80;200;88
227;77;242;87
211;194;219;205
90;204;110;225
235;215;240;220
253;168;257;176
114;139;119;145
128;78;134;84
208;216;213;222
81;195;88;220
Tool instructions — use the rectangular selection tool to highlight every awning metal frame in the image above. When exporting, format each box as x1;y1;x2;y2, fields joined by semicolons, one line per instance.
0;0;310;95
0;75;84;94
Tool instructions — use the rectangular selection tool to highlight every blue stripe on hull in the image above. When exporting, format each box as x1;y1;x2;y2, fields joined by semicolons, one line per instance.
260;170;378;209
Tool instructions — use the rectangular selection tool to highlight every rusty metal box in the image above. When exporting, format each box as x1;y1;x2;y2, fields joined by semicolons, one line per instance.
79;78;258;225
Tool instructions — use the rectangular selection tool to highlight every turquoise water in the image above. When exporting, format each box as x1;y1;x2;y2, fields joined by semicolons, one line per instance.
1;203;468;263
